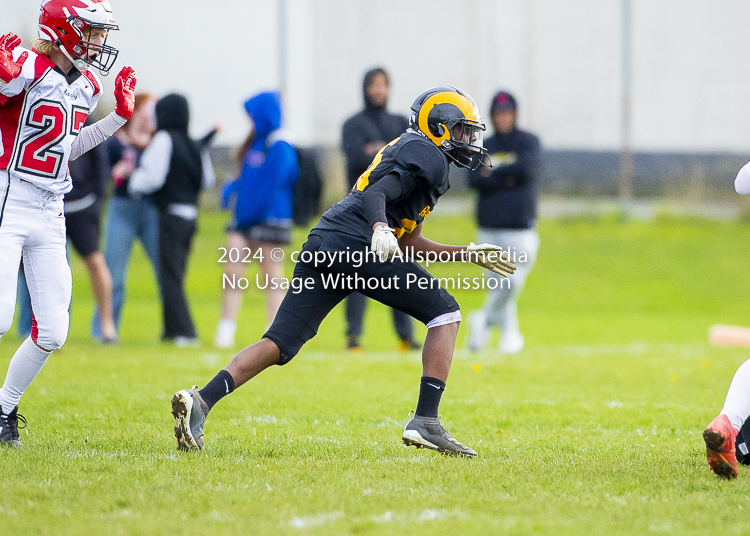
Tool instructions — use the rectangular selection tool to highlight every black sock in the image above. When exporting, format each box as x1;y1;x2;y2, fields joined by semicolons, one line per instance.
415;376;445;418
198;370;235;410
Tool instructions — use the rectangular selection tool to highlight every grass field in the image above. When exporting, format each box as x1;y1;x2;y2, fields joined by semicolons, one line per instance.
2;206;750;535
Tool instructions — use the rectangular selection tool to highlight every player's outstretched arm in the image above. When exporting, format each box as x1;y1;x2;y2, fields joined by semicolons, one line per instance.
398;223;464;257
0;33;27;84
70;66;136;160
399;224;516;277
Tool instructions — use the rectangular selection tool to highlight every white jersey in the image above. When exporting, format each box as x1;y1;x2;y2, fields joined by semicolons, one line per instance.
0;47;102;195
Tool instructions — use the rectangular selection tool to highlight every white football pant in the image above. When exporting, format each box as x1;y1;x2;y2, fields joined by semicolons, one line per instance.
721;358;750;432
477;228;540;335
0;170;71;349
0;171;71;412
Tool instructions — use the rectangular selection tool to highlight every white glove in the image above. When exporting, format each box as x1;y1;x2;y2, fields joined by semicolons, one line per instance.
371;225;401;262
466;242;516;277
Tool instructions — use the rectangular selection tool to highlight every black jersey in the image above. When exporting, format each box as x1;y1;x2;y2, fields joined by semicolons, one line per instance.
316;130;450;239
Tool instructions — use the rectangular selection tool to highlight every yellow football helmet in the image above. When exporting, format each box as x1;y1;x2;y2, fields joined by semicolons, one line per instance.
409;86;489;171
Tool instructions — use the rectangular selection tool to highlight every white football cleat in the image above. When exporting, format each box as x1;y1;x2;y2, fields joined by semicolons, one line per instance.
214;319;236;349
499;330;524;354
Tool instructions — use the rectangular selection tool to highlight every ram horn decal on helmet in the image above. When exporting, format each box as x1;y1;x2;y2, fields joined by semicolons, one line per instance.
408;86;490;171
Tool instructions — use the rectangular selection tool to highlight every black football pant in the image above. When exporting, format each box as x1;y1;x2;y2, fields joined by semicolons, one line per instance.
264;230;459;364
158;213;197;340
737;418;750;466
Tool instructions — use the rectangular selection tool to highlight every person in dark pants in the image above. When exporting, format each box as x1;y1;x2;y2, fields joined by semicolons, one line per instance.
170;86;517;458
466;91;541;355
341;67;418;352
128;94;216;346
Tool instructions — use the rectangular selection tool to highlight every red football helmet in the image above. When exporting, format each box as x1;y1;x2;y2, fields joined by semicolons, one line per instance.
38;0;119;75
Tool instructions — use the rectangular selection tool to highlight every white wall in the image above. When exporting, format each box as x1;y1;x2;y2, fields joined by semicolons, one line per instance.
3;0;750;152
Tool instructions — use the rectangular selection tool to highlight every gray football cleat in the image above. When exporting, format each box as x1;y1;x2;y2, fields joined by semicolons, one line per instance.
0;405;27;449
171;387;209;451
402;414;477;457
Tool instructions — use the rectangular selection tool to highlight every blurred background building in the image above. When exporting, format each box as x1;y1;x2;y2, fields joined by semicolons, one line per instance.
5;0;750;198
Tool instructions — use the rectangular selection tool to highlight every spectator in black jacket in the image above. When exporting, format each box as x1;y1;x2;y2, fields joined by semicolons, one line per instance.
340;67;419;352
466;91;541;354
129;94;216;346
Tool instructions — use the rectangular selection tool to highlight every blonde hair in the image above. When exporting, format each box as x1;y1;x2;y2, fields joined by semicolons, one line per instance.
31;38;58;57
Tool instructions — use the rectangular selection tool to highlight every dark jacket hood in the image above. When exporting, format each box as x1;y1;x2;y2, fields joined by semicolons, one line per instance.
155;93;190;133
244;92;282;142
363;67;388;111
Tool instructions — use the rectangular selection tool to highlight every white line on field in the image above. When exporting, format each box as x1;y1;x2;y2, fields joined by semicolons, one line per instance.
300;342;706;363
288;508;466;529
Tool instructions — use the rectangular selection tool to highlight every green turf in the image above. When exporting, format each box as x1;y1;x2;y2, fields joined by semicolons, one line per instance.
2;207;750;535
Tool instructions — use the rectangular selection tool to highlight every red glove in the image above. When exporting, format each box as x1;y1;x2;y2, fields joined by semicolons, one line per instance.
114;66;137;119
0;33;27;83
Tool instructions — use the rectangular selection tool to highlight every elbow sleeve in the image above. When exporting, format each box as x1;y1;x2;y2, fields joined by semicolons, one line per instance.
362;187;389;228
361;173;406;227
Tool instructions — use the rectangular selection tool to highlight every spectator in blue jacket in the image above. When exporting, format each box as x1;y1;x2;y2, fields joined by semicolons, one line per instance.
214;91;299;349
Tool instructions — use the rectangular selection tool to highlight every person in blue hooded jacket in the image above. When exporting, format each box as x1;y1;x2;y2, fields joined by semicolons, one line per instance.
214;91;299;349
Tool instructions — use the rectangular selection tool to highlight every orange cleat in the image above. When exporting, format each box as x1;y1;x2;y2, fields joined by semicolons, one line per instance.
346;335;363;354
704;414;738;479
397;339;421;352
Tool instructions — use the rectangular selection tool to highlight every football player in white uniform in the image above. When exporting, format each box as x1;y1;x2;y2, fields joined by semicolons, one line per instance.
701;162;750;478
0;0;136;447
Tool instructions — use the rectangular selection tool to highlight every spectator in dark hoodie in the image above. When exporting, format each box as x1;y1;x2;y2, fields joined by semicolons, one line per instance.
340;67;418;352
466;91;541;355
214;91;298;349
129;93;216;346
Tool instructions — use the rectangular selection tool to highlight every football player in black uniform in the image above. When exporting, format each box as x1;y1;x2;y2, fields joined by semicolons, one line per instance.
171;86;516;457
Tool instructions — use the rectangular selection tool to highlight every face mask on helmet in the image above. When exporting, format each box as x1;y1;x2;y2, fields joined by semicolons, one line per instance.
445;120;490;171
72;22;118;74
